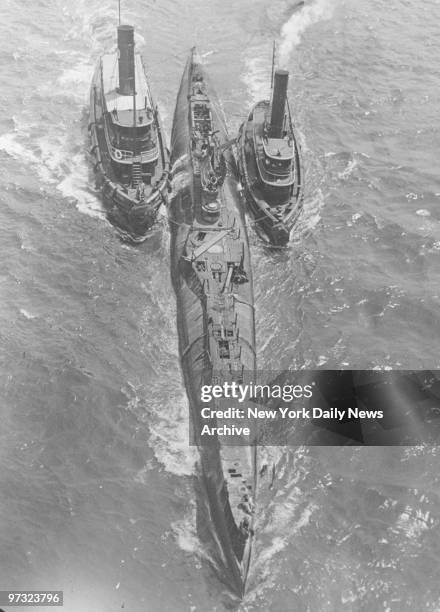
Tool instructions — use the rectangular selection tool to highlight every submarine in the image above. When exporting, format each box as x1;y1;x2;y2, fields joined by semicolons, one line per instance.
169;49;257;595
237;66;304;245
89;23;169;240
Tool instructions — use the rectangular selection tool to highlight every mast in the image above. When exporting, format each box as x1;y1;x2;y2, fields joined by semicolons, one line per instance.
118;0;121;25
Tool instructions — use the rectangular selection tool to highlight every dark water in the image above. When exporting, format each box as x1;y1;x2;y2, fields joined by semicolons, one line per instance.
1;0;440;610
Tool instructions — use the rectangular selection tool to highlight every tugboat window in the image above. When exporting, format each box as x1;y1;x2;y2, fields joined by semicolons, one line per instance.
109;124;154;152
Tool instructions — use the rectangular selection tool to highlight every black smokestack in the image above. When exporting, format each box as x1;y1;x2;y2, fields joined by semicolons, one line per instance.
269;69;289;138
117;25;135;95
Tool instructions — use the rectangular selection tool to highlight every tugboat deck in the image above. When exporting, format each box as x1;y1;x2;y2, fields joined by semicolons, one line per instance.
101;52;154;116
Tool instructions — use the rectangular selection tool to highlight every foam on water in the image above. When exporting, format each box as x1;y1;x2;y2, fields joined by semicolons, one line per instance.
19;308;37;320
0;132;39;167
170;500;202;560
1;27;100;217
393;505;433;539
25;0;117;223
147;393;198;477
9;108;105;220
0;129;69;190
57;153;106;220
338;157;358;180
56;60;95;102
58;0;118;49
245;498;316;607
242;54;272;104
296;186;326;235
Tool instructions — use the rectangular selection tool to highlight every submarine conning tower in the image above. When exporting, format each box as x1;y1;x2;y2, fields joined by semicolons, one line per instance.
117;24;135;95
269;69;289;138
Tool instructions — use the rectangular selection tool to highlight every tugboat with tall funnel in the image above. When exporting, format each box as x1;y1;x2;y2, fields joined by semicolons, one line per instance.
89;23;169;240
169;49;257;596
237;62;304;246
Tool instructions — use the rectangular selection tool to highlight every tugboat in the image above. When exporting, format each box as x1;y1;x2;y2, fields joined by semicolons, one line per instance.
169;49;257;596
89;23;169;240
237;64;303;245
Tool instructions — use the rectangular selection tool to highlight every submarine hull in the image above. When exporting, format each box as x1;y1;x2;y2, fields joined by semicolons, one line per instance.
169;51;257;595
